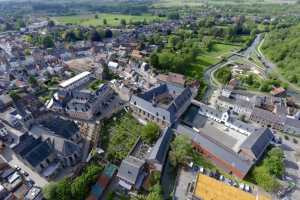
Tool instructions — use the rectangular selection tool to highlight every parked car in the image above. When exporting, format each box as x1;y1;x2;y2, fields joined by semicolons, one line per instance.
214;171;221;179
20;170;29;177
239;183;245;190
244;184;251;192
14;165;21;171
232;181;238;188
219;175;225;181
199;166;205;174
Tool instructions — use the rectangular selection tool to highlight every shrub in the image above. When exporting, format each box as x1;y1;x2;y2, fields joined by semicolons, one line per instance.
284;135;289;140
293;138;298;144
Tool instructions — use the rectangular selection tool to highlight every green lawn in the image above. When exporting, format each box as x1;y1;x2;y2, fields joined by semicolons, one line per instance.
186;43;241;79
53;13;165;27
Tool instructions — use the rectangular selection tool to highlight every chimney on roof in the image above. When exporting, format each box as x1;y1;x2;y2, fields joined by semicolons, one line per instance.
152;93;157;107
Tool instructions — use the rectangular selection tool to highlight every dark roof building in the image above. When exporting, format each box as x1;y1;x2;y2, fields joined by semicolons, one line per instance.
117;156;146;190
40;116;79;140
147;127;173;171
176;124;253;179
130;83;192;128
176;124;274;179
239;128;274;161
13;133;56;173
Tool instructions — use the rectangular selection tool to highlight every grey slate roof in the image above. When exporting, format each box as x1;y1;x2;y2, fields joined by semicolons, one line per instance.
251;107;286;125
218;96;254;109
228;117;257;133
53;137;80;156
117;156;145;185
148;127;173;165
13;133;53;167
130;83;192;124
240;128;274;160
198;103;222;119
41;117;79;139
176;124;253;175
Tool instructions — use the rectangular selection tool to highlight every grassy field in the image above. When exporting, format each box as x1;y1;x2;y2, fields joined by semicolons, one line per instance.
186;43;241;79
53;13;165;27
153;0;297;7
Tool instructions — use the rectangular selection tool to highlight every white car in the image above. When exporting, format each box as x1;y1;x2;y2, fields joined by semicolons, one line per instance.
219;175;225;181
14;165;21;171
244;184;250;192
199;167;205;174
239;183;245;190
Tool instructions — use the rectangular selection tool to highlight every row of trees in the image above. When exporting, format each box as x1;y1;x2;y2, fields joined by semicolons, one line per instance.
26;28;113;48
43;164;103;200
62;28;113;42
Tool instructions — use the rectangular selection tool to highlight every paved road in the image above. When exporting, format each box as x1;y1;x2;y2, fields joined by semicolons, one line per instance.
203;34;300;103
257;35;300;102
203;34;262;102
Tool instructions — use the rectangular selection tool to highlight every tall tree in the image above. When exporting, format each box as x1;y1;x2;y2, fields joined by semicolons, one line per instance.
141;122;160;144
149;53;159;69
169;135;193;167
88;30;101;42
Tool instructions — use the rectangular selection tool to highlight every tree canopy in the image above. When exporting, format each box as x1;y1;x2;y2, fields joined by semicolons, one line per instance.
141;122;160;144
169;135;193;167
262;24;300;86
43;164;103;200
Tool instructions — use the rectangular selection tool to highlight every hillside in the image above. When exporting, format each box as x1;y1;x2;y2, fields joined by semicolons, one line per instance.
262;24;300;86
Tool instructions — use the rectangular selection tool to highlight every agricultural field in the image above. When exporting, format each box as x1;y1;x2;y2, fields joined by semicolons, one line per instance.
53;13;165;27
153;0;298;7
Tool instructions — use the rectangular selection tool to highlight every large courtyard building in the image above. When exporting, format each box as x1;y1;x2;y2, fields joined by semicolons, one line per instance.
130;83;192;128
48;71;114;120
178;102;274;179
